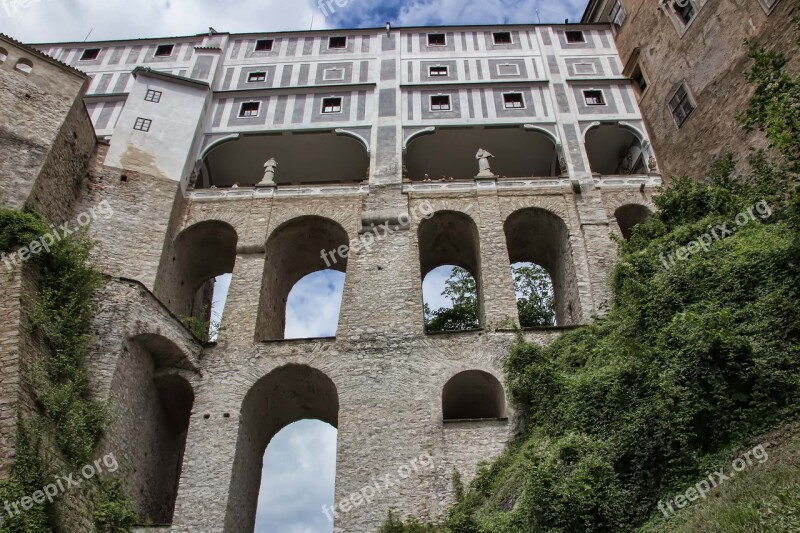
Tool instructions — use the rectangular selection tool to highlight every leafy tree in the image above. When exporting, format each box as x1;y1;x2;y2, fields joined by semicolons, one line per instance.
513;263;556;327
424;267;480;332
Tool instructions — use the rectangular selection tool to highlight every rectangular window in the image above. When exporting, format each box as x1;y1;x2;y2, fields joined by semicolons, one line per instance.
565;30;586;43
323;68;345;81
255;39;274;52
503;93;525;109
247;71;267;83
328;36;347;49
322;97;343;113
80;48;101;61
144;89;162;103
668;83;695;127
430;95;451;111
154;44;175;57
631;63;648;95
429;65;449;77
672;0;696;25
239;102;261;118
492;32;513;44
427;33;446;46
609;0;627;31
497;63;521;76
583;90;606;106
133;117;152;132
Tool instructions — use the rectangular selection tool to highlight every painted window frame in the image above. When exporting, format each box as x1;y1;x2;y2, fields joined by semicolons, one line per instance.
323;68;346;81
133;117;152;132
255;39;274;52
154;44;175;57
80;48;101;61
565;30;586;43
429;65;449;77
668;82;696;128
238;101;261;118
492;31;513;45
321;96;343;114
583;89;607;106
427;33;447;46
429;94;452;112
144;89;163;103
496;63;521;77
328;36;348;50
247;71;267;83
502;92;526;109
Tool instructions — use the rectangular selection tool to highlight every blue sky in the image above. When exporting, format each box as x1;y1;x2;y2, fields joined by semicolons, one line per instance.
1;0;585;530
0;0;586;43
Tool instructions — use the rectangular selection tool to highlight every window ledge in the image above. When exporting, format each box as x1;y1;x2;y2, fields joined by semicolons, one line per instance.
443;417;509;424
425;327;484;336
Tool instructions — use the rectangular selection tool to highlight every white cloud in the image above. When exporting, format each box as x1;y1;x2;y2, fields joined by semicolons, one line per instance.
285;270;345;339
255;420;337;533
0;0;329;43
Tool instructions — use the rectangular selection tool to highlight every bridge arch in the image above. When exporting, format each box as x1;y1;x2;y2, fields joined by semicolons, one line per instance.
442;370;506;421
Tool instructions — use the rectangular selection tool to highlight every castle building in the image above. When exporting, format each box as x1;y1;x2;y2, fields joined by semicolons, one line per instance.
582;0;798;180
1;22;658;532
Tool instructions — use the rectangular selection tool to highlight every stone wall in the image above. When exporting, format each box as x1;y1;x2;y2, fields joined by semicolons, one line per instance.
0;38;92;220
611;0;799;181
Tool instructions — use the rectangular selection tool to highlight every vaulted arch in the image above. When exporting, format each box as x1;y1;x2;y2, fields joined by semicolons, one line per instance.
615;204;652;240
442;370;506;420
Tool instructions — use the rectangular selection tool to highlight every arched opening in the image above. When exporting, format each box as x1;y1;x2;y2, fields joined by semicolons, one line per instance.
423;265;480;333
511;262;556;327
200;131;369;188
585;123;647;175
615;204;652;240
0;47;8;63
108;334;195;526
418;211;483;332
284;270;346;339
257;216;349;341
442;370;506;421
255;419;336;533
167;220;238;323
226;365;338;532
14;58;33;74
504;208;581;326
405;126;560;180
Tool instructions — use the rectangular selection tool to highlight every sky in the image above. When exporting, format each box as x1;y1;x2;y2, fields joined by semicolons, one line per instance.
0;0;586;43
0;1;585;531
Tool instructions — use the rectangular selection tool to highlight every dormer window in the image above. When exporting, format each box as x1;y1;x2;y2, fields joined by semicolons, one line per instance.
427;33;446;46
328;36;347;49
80;48;101;61
255;39;274;52
154;44;174;57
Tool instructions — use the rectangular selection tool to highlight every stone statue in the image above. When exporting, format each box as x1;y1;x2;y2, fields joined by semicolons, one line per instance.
648;156;658;173
258;157;278;187
556;144;567;175
475;148;496;177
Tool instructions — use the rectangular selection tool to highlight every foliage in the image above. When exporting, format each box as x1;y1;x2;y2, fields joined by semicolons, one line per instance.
384;29;800;532
380;510;441;533
424;265;556;332
512;263;555;328
91;478;138;533
424;267;480;332
0;208;135;532
178;305;223;343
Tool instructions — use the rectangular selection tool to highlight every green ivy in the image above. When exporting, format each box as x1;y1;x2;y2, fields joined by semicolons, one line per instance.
383;22;800;533
0;208;136;532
